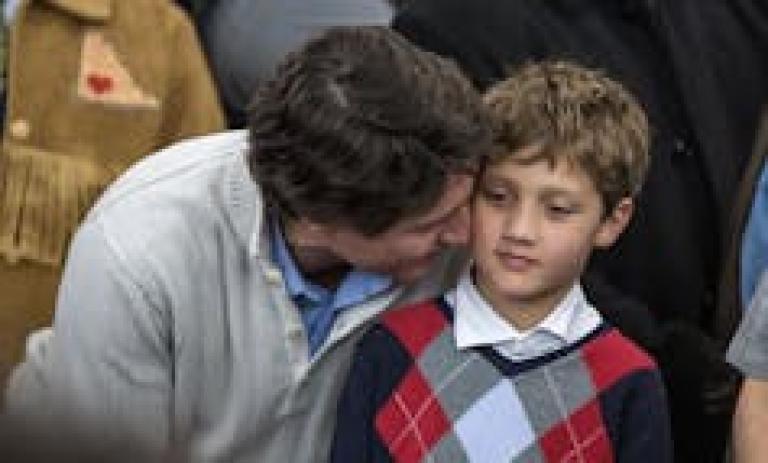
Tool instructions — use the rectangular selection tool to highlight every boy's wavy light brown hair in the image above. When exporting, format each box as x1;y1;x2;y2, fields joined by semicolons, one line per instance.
483;61;650;212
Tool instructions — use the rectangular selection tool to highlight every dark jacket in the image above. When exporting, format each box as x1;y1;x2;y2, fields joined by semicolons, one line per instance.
199;0;393;128
393;1;768;461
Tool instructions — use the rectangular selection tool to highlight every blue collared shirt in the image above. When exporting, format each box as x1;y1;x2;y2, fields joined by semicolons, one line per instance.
269;217;393;354
742;161;768;309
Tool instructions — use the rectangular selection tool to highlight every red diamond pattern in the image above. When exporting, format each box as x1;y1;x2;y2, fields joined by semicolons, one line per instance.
581;330;655;391
375;367;451;462
539;400;613;463
381;301;448;358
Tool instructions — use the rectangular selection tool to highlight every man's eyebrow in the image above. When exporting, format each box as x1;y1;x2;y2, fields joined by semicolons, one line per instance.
411;201;467;230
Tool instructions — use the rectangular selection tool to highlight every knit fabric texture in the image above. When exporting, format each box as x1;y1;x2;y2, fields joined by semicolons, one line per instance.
331;298;672;462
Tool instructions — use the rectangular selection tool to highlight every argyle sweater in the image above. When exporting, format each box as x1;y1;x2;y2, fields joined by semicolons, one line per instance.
330;299;672;463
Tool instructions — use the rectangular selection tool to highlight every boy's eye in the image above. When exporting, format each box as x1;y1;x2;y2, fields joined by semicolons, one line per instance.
480;187;510;204
547;204;577;217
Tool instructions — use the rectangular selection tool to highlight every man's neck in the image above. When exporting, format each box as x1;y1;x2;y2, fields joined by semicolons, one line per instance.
282;218;350;289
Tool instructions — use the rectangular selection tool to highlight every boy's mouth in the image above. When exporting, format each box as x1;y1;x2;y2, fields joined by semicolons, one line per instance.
495;251;538;271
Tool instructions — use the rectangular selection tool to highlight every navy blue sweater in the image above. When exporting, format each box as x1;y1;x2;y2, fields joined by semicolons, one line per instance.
331;299;672;462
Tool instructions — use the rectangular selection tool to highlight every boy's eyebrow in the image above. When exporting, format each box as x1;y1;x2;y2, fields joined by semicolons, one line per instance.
538;186;580;199
483;176;581;200
483;173;572;191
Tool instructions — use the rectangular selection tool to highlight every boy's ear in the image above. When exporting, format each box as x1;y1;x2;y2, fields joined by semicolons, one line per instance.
593;197;634;249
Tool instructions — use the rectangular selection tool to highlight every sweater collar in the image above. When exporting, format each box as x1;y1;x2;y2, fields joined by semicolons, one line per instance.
218;131;268;259
43;0;112;21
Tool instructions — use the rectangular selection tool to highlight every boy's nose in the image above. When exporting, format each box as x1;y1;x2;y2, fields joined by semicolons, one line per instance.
502;202;540;243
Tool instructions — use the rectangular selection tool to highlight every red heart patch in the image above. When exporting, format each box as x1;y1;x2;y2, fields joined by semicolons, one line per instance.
86;73;114;94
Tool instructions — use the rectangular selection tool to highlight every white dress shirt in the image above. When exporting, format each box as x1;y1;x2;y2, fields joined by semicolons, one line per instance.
445;266;602;361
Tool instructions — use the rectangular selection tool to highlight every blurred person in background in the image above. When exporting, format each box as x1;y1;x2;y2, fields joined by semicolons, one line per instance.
198;0;394;128
392;1;768;461
724;110;768;463
729;110;768;315
0;0;223;386
719;108;768;339
728;271;768;463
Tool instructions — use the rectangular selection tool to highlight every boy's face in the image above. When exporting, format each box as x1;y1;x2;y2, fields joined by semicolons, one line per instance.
471;150;631;316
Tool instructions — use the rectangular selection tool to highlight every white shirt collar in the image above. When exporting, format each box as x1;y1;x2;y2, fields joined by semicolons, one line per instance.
446;265;602;359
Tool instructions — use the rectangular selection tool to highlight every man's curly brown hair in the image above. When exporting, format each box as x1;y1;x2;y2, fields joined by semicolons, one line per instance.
247;26;493;236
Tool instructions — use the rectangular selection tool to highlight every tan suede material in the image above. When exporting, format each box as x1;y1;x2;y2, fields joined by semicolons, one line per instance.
0;0;224;380
0;262;59;384
0;0;224;266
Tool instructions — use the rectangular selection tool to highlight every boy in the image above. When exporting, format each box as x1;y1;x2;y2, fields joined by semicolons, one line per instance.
330;61;672;462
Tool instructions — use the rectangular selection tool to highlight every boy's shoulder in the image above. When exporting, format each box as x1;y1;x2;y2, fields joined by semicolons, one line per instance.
373;298;452;348
578;325;659;389
353;298;453;365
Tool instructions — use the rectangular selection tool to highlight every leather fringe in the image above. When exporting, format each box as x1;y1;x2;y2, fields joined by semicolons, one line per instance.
0;144;110;266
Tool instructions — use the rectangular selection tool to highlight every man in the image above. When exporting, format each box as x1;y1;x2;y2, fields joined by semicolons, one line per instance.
2;26;493;462
391;1;768;461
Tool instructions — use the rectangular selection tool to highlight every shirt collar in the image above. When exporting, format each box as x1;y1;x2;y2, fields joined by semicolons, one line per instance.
269;215;327;304
212;132;265;260
268;216;393;310
448;265;601;351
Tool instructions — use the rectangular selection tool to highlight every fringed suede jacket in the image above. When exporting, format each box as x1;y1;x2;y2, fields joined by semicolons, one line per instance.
0;0;224;266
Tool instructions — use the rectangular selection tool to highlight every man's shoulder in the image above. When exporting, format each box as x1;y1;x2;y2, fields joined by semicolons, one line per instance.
79;130;260;268
93;130;249;211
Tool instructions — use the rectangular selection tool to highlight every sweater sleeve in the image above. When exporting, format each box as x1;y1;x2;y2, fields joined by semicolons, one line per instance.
614;369;673;463
331;327;410;463
3;220;173;462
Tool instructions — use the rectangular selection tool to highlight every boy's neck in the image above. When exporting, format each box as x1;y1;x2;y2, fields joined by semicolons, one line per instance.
473;272;575;332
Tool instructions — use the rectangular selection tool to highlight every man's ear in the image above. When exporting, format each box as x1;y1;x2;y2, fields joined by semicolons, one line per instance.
287;217;334;247
593;197;634;249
